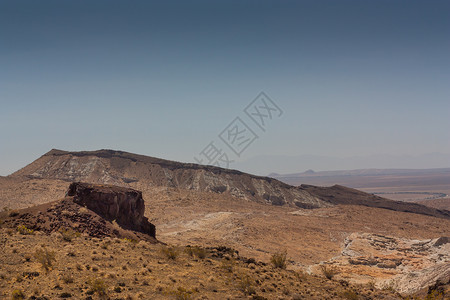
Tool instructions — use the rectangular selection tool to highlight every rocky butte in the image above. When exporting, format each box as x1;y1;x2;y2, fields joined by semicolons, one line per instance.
1;182;156;241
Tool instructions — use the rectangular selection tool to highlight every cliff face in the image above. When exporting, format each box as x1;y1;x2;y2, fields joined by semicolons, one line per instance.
67;182;155;237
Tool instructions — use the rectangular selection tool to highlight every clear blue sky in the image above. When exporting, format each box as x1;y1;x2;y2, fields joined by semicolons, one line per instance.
1;0;449;175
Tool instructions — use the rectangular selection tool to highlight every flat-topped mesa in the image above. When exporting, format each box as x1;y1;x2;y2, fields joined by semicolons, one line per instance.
66;182;155;238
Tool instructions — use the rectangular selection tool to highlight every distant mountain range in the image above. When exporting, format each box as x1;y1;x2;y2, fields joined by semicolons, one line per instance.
269;167;450;178
232;153;450;176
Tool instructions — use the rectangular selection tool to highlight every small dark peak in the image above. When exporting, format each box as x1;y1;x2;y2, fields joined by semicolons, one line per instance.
304;169;315;175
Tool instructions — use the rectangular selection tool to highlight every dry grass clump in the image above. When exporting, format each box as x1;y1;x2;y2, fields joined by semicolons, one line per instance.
16;225;34;235
270;250;287;269
184;246;208;259
221;257;236;273
34;247;56;272
59;228;81;242
161;246;179;260
11;289;25;299
237;272;256;295
172;286;195;300
88;278;108;298
320;265;338;280
61;273;74;284
341;289;359;300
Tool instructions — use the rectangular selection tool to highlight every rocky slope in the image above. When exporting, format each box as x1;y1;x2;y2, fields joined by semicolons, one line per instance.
311;233;450;296
9;149;450;219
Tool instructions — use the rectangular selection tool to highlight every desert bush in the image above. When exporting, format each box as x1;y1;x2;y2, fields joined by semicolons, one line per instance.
425;290;445;300
11;289;25;299
238;273;256;295
60;292;72;298
341;289;358;300
8;210;19;217
17;225;34;235
270;250;287;269
59;228;80;242
61;273;74;284
221;257;235;273
320;265;338;280
172;287;194;300
89;278;108;298
161;246;179;260
34;247;56;272
185;246;207;259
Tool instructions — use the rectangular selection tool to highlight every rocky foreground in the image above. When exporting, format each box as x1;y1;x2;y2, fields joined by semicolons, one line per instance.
0;229;406;300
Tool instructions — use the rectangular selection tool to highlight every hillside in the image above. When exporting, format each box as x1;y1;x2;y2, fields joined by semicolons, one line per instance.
9;149;450;219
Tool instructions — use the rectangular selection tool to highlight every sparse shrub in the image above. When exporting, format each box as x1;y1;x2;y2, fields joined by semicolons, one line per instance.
11;289;25;300
59;228;80;242
320;265;338;280
17;225;34;235
59;292;72;298
113;286;122;293
172;287;194;300
425;290;445;300
88;278;107;298
161;246;179;260
341;289;358;300
238;273;256;295
8;210;19;217
61;273;74;284
23;271;39;279
270;250;287;269
123;238;138;244
34;247;56;272
221;257;235;273
185;246;207;259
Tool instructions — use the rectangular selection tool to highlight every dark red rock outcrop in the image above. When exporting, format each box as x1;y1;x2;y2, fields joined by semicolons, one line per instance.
66;182;155;238
0;182;156;241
